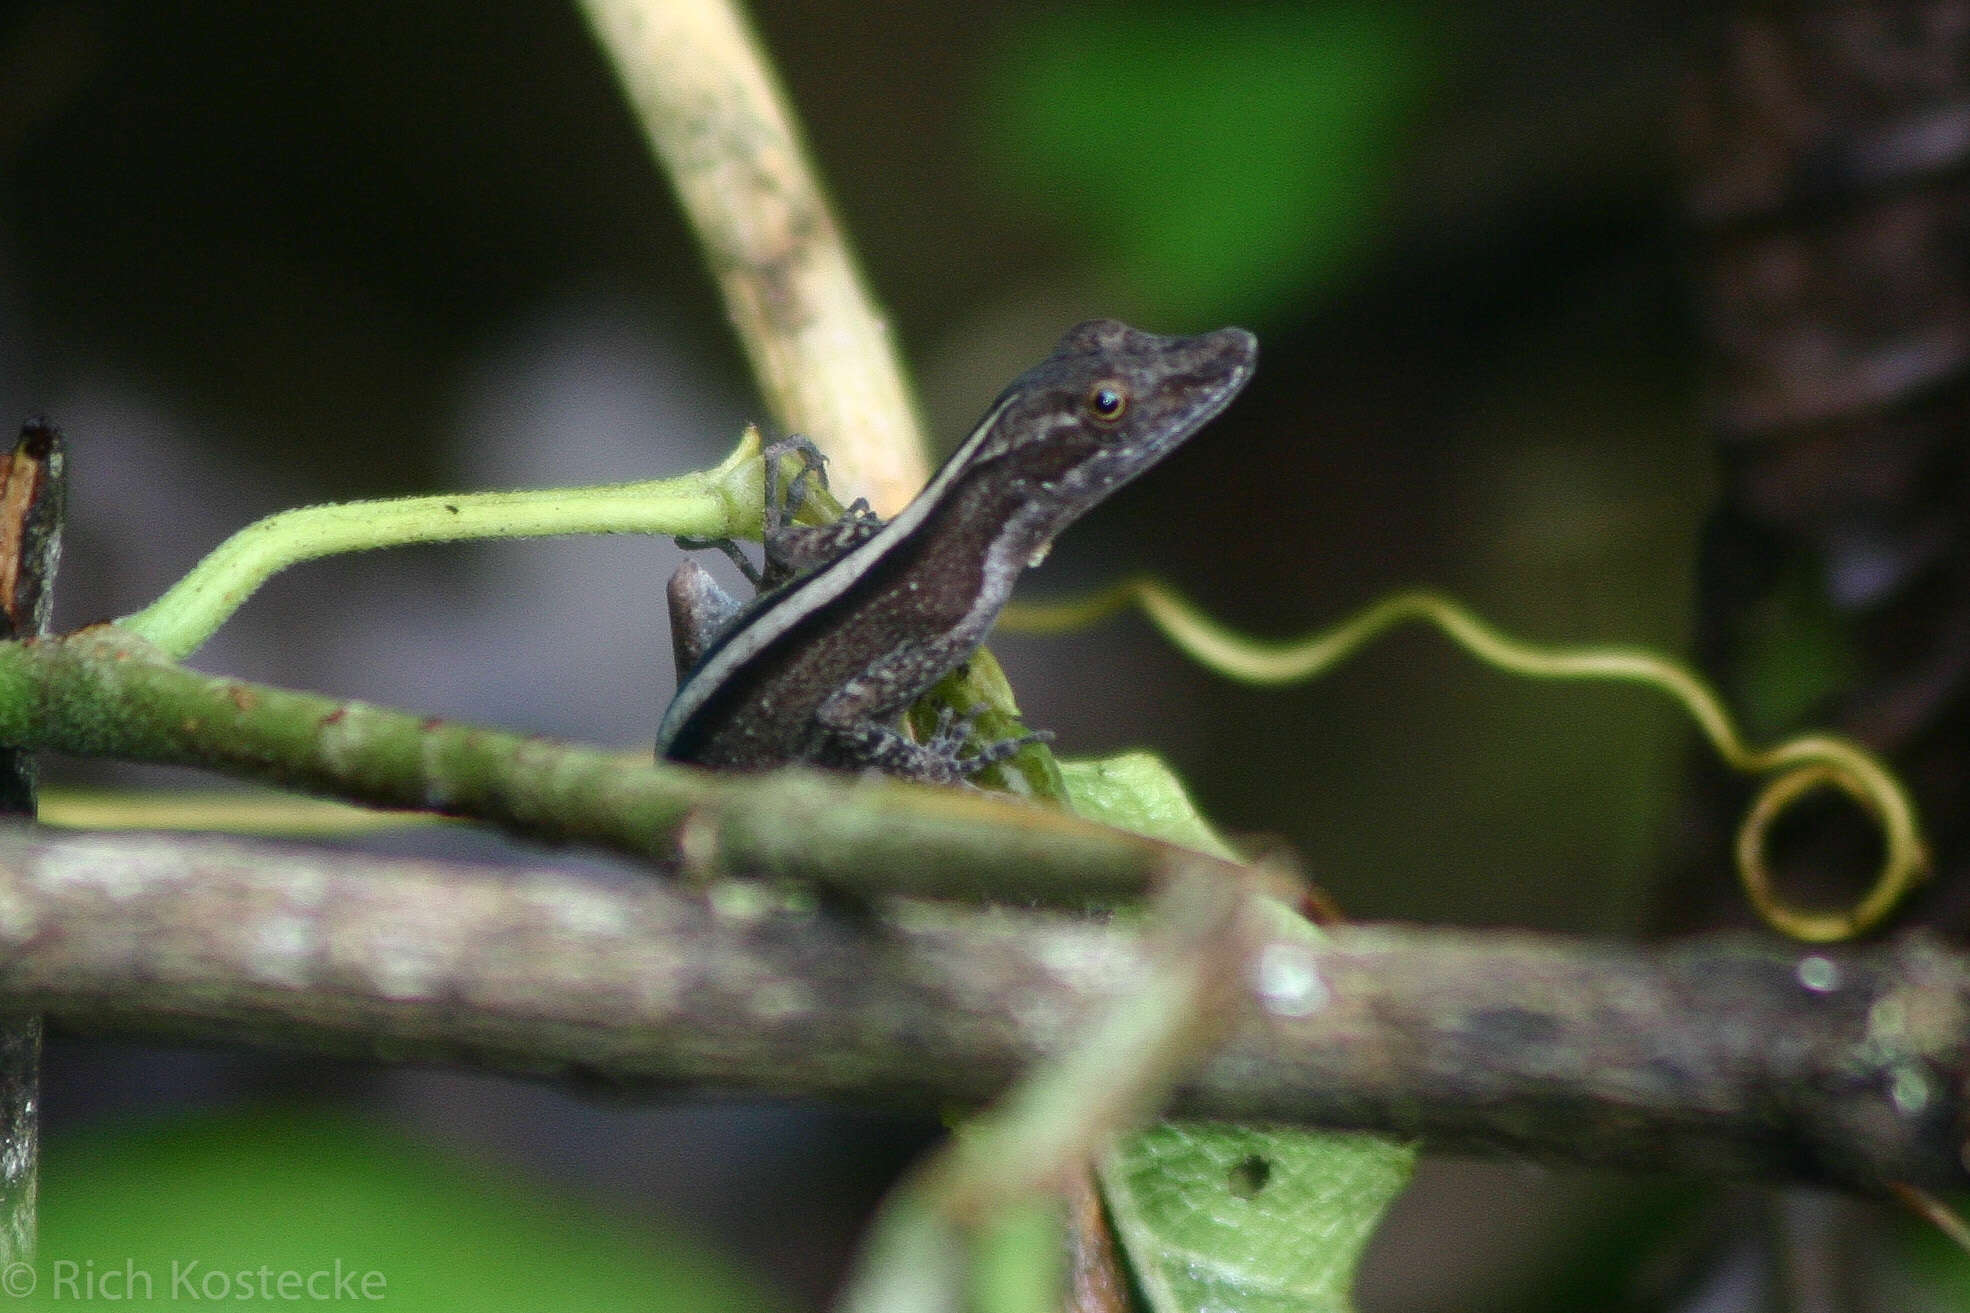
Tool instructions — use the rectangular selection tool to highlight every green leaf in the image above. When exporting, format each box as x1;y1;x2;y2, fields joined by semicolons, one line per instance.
1099;1124;1413;1313
1059;752;1240;859
1062;752;1415;1313
985;4;1433;323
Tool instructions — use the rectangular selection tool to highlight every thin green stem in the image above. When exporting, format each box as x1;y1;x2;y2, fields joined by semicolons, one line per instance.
118;431;768;661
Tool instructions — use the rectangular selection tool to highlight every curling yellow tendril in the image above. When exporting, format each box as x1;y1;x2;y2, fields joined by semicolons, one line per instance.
1003;579;1928;944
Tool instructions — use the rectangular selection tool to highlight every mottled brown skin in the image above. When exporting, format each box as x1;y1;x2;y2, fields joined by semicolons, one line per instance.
658;319;1257;781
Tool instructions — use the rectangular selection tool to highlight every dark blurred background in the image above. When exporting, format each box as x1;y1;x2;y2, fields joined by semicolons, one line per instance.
0;0;1957;1309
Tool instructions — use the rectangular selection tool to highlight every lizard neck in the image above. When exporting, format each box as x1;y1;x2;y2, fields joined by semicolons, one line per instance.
872;447;1100;634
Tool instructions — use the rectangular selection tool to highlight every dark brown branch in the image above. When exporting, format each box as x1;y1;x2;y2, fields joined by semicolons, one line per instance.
2;826;1964;1197
0;418;62;1263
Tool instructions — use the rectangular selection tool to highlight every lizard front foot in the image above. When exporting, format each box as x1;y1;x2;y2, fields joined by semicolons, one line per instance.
920;706;1053;782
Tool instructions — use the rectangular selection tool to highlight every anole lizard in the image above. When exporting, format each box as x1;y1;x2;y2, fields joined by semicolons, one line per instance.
657;318;1256;782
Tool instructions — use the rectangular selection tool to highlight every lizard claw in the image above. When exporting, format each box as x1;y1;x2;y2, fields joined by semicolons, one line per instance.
922;705;1052;777
921;704;979;757
960;727;1054;774
674;534;764;588
762;436;831;535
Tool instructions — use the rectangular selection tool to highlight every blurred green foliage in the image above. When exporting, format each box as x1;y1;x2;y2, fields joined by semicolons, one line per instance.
25;1106;786;1311
984;3;1433;324
1898;1196;1970;1308
1732;560;1859;740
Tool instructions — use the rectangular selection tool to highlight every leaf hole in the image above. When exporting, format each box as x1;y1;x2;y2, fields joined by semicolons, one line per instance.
1227;1153;1271;1199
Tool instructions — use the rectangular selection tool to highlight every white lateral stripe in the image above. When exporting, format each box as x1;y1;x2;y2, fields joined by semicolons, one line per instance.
657;395;1015;746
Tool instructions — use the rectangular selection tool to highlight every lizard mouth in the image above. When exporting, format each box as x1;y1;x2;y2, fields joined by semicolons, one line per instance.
1149;325;1259;439
1183;326;1258;410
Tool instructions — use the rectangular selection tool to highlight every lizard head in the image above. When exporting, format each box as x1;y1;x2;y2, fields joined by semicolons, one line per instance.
972;319;1258;517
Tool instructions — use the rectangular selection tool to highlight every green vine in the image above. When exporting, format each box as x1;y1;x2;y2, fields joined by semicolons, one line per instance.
118;430;776;661
1006;579;1928;944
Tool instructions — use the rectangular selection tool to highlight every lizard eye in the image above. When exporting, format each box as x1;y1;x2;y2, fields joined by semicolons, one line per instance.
1086;383;1128;423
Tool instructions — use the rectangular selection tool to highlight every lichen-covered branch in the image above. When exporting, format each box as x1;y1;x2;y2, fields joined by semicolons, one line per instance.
0;826;1962;1197
577;0;930;513
0;628;1218;905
